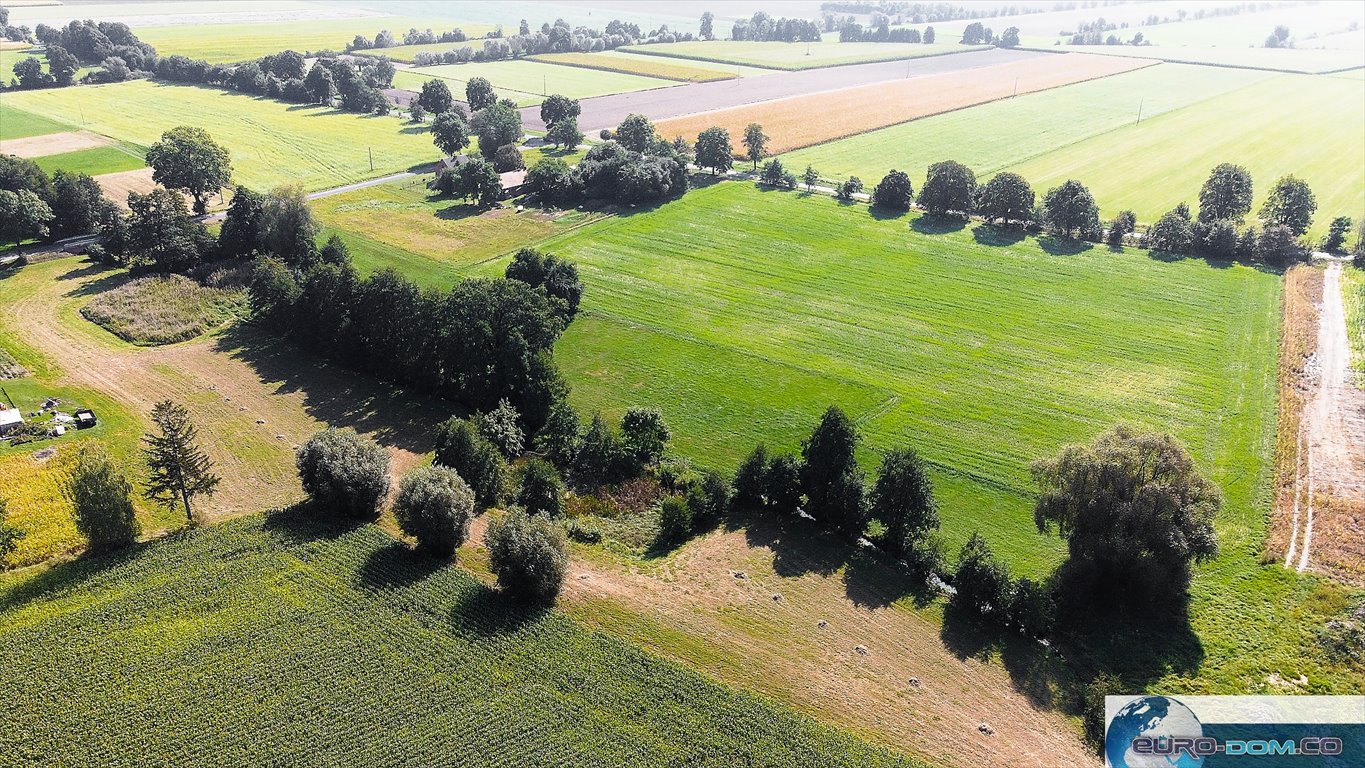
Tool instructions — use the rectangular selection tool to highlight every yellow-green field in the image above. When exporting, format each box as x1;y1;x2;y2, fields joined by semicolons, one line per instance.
392;59;675;107
620;40;989;70
530;51;739;82
1;82;436;191
136;17;498;64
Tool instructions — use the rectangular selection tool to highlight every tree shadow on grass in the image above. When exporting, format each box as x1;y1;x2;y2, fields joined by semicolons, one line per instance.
971;223;1027;247
868;205;909;221
739;508;850;578
434;202;484;221
910;215;968;235
260;503;367;546
211;324;459;459
357;540;446;590
0;533;160;613
448;582;549;636
842;547;939;610
1037;235;1093;256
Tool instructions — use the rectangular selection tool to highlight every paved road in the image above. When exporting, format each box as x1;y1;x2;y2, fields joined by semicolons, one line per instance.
521;48;1047;133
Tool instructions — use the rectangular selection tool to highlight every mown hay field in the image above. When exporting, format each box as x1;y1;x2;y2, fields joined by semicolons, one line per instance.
1058;45;1365;74
33;145;146;177
521;182;1364;694
0;104;65;140
1;83;436;191
531;51;737;82
136;17;497;64
653;53;1152;156
1345;266;1364;369
621;40;988;70
1007;73;1365;238
779;63;1269;191
80;274;247;346
392;59;676;108
0;512;924;768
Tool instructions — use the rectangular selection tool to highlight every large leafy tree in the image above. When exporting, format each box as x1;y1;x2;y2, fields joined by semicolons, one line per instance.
145;126;232;214
125;188;210;272
975;172;1034;224
539;93;580;128
431;110;471;156
296;428;391;520
0;188;53;245
470;101;523;158
1041;179;1100;239
1147;207;1193;254
800;406;866;539
918;160;976;217
394;465;473;556
871;170;913;211
218;185;265;258
143;400;220;523
417;78;454;114
465;76;497;111
486;509;569;602
615;113;658;152
694;126;734;175
870;448;938;558
1031;424;1220;611
65;445;140;553
545;117;583;150
50;171;107;239
1260;175;1317;236
1197;163;1253;224
742;122;769;169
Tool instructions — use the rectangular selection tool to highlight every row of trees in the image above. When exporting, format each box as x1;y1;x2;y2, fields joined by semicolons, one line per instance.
524;114;691;207
0;154;123;245
731;12;823;42
839;21;938;43
155;51;396;115
5;19;155;90
402;17;695;67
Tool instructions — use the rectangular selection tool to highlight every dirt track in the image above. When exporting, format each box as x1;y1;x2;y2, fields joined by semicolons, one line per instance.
522;47;1046;133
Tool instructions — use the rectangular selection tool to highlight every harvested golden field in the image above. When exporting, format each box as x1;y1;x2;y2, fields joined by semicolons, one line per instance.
0;130;111;158
93;167;162;208
531;52;736;82
1266;266;1320;564
655;53;1154;156
0;448;79;568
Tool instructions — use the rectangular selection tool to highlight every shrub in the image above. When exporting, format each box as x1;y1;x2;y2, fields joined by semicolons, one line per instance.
1006;576;1055;637
296;428;391;519
1082;671;1125;749
475;398;525;458
902;533;945;583
685;470;730;528
493;143;525;173
573;412;625;488
65;444;140;553
535;398;582;469
516;459;565;517
434;417;507;508
918;160;975;217
620;407;670;472
951;532;1011;616
656;495;693;545
733;444;769;508
565;518;602;543
0;499;21;562
835;176;864;202
486;510;569;602
393;465;474;556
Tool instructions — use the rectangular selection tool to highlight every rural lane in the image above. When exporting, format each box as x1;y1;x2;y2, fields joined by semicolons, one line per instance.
521;47;1048;133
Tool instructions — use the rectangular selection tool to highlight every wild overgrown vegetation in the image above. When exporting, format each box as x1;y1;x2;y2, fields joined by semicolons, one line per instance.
79;274;247;345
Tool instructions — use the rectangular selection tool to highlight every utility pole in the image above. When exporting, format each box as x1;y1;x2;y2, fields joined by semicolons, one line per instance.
543;74;547;95
1013;77;1018;97
368;146;374;171
1136;97;1144;125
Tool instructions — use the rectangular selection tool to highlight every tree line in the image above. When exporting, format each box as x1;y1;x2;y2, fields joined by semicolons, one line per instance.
730;12;823;42
523;113;691;207
4;18;155;90
155;50;397;115
382;17;695;67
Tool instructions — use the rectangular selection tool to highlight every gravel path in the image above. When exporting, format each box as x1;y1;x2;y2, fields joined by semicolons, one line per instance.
522;48;1048;133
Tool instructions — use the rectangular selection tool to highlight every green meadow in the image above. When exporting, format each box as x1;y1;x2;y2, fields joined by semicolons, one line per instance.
392;60;674;107
32;145;146;177
503;181;1359;694
1008;73;1365;236
1;83;436;191
781;63;1270;190
0;513;920;767
0;103;68;140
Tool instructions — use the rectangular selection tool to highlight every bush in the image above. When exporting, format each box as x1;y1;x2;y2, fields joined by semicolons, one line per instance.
535;398;582;469
296;428;391;519
1082;671;1125;749
65;445;140;553
573;412;625;487
901;533;945;583
434;418;507;508
393;465;474;556
493;143;525;173
836;176;864;202
764;454;803;514
951;532;1011;616
485;510;569;602
516;458;565;517
656;495;693;545
475;398;524;458
565;518;602;543
620;407;670;472
1006;576;1055;637
685;470;730;528
733;444;770;508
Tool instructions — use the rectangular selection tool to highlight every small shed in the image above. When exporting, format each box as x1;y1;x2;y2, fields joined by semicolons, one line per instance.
0;407;23;435
74;408;97;429
499;169;528;198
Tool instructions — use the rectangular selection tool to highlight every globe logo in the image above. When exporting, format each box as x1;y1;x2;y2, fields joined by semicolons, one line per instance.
1105;695;1206;768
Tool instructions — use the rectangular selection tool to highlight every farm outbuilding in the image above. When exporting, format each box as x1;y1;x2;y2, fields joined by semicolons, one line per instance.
74;409;97;429
0;406;23;435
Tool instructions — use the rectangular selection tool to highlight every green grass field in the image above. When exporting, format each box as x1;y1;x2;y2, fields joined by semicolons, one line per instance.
1057;45;1365;74
0;105;67;141
31;145;146;177
1344;265;1364;370
530;51;740;82
1;83;436;192
136;17;497;64
506;181;1361;695
392;60;675;107
0;511;921;767
311;177;584;287
1007;73;1364;237
781;63;1270;192
619;40;988;70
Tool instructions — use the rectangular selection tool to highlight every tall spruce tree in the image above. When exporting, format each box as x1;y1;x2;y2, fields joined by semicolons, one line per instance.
143;400;220;522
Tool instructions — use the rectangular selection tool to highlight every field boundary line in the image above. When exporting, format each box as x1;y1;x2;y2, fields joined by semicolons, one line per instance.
617;43;992;72
527;54;735;83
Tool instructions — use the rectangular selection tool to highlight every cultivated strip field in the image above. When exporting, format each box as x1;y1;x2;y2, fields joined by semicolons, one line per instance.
531;51;739;82
1056;45;1365;74
780;63;1270;187
1;84;435;191
653;53;1153;156
0;130;111;158
31;145;146;177
393;60;676;107
4;0;376;27
0;513;924;768
621;40;989;70
1006;73;1365;236
522;48;1045;132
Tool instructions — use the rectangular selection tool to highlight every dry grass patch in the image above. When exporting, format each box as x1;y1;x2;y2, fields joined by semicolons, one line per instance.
531;52;736;82
655;53;1153;155
0;130;111;158
1311;493;1365;586
1266;265;1321;562
81;273;247;346
93;167;160;208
